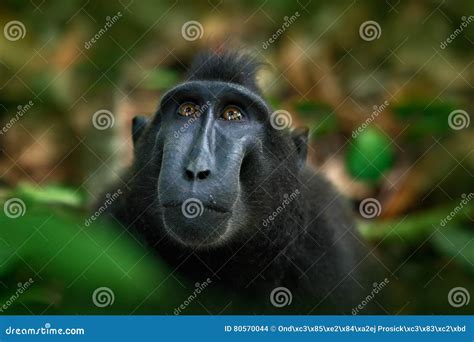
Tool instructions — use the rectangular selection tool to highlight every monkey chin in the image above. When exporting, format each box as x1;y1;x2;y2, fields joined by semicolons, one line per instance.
161;206;233;248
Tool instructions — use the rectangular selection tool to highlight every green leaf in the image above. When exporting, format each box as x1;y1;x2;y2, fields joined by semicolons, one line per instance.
143;68;180;90
346;128;394;182
294;101;338;137
16;183;84;207
432;225;474;274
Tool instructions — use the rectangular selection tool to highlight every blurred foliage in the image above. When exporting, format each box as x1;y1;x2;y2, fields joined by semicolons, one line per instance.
346;129;395;182
0;0;473;314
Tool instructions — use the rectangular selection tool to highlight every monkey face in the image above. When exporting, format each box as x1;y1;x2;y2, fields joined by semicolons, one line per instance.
131;80;307;249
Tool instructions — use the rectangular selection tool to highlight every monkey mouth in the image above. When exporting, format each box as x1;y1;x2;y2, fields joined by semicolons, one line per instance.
160;201;233;247
161;202;231;214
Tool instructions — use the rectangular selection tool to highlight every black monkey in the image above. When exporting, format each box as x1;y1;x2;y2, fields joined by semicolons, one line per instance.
100;51;377;314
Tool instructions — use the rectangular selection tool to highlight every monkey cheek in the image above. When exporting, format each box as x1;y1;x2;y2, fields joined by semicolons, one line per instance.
161;208;232;247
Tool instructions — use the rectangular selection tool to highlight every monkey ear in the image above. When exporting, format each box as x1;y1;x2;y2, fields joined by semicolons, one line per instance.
132;116;149;146
291;127;309;169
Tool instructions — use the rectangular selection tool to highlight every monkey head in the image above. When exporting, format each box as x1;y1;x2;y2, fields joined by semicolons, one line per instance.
129;52;308;248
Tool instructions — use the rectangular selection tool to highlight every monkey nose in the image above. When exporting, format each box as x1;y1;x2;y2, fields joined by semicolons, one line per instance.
184;168;211;181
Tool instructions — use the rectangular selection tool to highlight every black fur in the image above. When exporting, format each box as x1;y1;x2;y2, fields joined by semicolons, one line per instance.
187;51;262;94
97;51;378;314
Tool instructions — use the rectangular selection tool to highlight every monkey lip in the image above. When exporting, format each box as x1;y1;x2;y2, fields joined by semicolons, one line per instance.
161;202;231;214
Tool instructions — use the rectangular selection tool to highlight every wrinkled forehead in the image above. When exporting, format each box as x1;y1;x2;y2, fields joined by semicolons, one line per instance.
159;80;270;113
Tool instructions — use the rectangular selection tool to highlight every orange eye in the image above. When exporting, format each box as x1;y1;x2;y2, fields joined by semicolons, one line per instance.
221;106;243;121
178;102;198;117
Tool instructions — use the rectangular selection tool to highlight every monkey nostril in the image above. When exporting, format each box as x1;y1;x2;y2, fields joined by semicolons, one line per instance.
197;170;210;180
185;169;195;180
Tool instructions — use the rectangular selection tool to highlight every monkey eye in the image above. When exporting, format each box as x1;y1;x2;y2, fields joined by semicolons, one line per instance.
178;102;199;117
221;106;243;121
